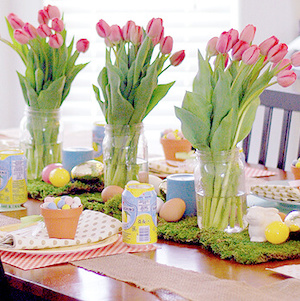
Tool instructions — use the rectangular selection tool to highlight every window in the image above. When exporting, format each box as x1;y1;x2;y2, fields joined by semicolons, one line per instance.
44;0;236;155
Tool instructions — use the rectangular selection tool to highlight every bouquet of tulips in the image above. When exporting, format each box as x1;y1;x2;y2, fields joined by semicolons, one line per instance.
93;18;185;187
175;24;300;231
0;5;89;179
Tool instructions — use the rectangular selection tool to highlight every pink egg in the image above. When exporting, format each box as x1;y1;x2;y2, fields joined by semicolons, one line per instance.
42;163;63;183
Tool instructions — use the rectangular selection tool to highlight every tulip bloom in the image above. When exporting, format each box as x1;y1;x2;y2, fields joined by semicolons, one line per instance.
277;69;297;87
76;39;89;53
228;28;239;47
272;58;292;72
267;43;288;63
239;24;256;44
206;37;218;56
52;18;64;32
160;36;173;54
242;45;260;65
38;9;49;24
259;36;279;56
170;50;185;66
37;24;52;38
232;40;249;61
96;19;111;38
44;5;61;19
216;31;232;53
146;18;163;39
23;23;37;40
122;20;135;42
7;13;24;30
291;51;300;67
109;25;123;44
49;33;64;48
152;27;164;46
13;29;29;45
130;25;143;45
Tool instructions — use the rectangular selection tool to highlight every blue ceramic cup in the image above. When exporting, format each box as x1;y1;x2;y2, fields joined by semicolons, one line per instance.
166;173;197;216
62;147;93;173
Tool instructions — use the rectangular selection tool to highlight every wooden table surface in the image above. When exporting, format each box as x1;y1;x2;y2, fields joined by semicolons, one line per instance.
1;165;298;301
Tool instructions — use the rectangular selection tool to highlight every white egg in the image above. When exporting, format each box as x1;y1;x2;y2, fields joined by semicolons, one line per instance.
149;174;163;195
156;197;164;213
127;180;140;185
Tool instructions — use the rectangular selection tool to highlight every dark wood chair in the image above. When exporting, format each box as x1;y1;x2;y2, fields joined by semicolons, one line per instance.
243;88;300;170
0;257;12;300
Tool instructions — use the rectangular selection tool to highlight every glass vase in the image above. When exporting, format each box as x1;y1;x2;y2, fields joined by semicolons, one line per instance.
103;123;148;188
194;148;247;233
19;107;63;180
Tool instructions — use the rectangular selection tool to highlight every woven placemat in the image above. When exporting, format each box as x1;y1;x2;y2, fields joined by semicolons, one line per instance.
72;253;300;301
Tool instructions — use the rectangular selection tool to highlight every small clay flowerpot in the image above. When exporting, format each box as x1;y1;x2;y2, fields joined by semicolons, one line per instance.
160;138;192;162
291;165;300;180
40;205;83;239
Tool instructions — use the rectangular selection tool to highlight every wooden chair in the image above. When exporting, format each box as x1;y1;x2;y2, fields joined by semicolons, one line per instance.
0;257;12;300
243;88;300;170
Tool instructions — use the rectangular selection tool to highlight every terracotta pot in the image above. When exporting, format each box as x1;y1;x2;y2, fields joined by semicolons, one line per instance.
160;138;192;162
291;165;300;180
40;205;83;239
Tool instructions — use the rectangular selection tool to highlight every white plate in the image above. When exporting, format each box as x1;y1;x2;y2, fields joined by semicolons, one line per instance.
250;193;300;207
0;234;119;254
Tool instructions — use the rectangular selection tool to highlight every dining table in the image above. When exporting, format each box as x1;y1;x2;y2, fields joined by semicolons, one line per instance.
0;163;299;301
1;128;300;301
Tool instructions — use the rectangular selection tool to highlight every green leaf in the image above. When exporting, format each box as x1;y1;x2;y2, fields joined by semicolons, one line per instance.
234;97;260;146
144;81;175;118
17;72;38;107
93;84;106;117
175;106;210;150
35;68;44;93
210;108;235;152
106;63;134;125
129;60;159;124
193;50;213;101
25;49;36;89
37;76;66;109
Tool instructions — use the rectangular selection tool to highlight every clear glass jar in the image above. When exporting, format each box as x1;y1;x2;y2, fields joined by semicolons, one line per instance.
194;148;247;233
19;107;63;180
103;123;148;188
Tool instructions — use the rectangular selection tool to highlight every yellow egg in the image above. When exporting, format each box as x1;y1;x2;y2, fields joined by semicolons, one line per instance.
265;221;290;244
101;185;124;202
159;198;186;222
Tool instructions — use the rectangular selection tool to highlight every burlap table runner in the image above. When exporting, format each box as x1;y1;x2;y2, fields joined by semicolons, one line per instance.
0;214;20;227
72;253;300;301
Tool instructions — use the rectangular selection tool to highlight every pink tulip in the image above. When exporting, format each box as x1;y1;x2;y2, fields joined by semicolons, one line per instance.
23;23;37;40
259;36;279;56
37;24;52;38
96;19;111;38
122;20;136;41
104;37;113;48
109;25;123;44
228;28;239;47
13;29;30;45
170;50;185;66
38;9;49;24
239;24;256;44
267;43;288;63
206;37;218;56
291;51;300;67
242;45;260;65
272;58;292;72
51;18;64;32
277;69;297;87
48;33;64;48
146;18;164;39
152;27;164;46
232;40;249;61
7;13;24;30
76;39;90;53
44;5;61;19
130;25;143;45
160;36;173;54
216;31;232;53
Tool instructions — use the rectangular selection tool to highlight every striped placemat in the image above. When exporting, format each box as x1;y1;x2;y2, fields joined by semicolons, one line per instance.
0;234;156;270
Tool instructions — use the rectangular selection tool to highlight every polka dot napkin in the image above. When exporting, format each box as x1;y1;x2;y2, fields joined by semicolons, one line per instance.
0;210;122;250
